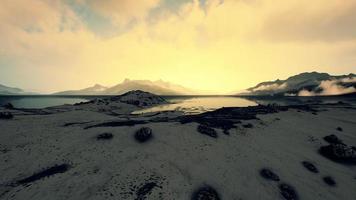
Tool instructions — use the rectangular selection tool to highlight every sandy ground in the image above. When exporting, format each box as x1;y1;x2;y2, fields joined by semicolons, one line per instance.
0;93;355;200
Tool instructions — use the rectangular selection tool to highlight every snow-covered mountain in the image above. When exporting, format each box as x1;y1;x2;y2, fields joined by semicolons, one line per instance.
54;79;195;95
238;72;356;96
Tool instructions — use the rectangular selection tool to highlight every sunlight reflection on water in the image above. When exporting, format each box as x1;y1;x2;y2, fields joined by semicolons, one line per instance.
132;96;258;114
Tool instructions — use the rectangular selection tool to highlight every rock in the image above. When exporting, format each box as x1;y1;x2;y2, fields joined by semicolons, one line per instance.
319;144;356;165
197;125;218;138
16;164;70;185
336;127;343;132
243;123;253;128
114;90;166;107
302;161;319;173
96;133;113;140
279;183;299;200
85;120;147;129
74;101;92;106
3;103;14;109
323;134;343;144
260;168;280;181
0;112;13;119
136;182;157;200
323;176;336;186
135;127;153;143
191;186;220;200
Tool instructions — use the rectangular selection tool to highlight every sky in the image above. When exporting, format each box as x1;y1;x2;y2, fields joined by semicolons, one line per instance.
0;0;355;94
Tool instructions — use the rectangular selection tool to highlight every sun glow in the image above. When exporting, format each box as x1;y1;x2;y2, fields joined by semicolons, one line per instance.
0;0;355;93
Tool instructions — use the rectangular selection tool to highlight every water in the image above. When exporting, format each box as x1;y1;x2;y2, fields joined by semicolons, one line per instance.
133;96;258;114
0;96;92;109
0;95;355;114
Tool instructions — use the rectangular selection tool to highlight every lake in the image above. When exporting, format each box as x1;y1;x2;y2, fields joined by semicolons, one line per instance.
1;95;355;114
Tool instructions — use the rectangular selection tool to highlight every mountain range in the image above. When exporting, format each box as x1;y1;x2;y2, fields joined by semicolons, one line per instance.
53;79;196;95
239;72;356;96
1;72;355;96
0;84;33;95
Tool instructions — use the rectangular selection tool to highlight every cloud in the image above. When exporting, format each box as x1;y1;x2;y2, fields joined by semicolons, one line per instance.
85;0;160;26
251;82;287;92
298;78;356;96
341;77;356;83
261;0;356;42
0;0;355;93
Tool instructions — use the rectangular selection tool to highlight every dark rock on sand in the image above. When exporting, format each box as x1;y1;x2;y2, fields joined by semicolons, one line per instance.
97;133;113;140
3;103;14;109
179;104;315;134
192;186;220;200
181;117;236;135
135;127;153;143
85;120;147;129
63;121;92;127
16;164;70;185
135;182;158;200
260;168;280;181
243;123;253;128
323;134;344;144
323;176;336;186
279;183;299;200
319;144;356;165
197;125;218;138
336;127;343;132
0;112;13;119
302;161;319;173
74;101;93;106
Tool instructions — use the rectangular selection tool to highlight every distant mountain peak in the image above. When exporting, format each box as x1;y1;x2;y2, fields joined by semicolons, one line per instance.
53;79;196;95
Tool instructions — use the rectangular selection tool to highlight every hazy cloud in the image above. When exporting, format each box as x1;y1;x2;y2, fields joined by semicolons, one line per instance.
251;83;287;92
261;0;356;42
298;78;356;96
0;0;355;93
85;0;160;26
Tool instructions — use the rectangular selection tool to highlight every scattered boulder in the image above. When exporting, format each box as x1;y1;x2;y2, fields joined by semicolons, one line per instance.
85;120;147;129
74;101;92;106
136;182;158;200
0;112;13;119
3;103;14;109
323;134;343;144
319;144;356;165
135;127;153;143
260;168;280;181
192;186;220;200
96;133;113;140
323;176;336;186
302;161;319;173
279;183;299;200
243;123;253;128
16;164;70;185
197;124;218;138
336;127;343;132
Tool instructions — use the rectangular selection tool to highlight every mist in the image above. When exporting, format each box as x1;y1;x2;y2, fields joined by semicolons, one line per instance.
298;78;356;96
